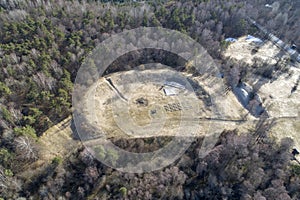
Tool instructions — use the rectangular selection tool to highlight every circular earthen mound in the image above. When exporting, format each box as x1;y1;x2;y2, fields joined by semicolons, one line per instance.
83;69;210;139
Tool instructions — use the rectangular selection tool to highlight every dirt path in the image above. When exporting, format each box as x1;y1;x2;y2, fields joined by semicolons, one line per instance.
225;36;300;158
18;38;300;179
18;116;80;181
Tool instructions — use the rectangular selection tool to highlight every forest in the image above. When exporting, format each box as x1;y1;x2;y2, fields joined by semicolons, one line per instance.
0;0;299;199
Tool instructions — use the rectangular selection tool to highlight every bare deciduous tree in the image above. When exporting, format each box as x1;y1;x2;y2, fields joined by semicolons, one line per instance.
0;167;22;198
0;167;8;189
14;136;38;161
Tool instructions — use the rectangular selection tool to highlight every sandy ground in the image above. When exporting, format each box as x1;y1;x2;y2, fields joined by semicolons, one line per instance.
259;68;300;157
20;35;300;180
18;116;81;180
81;69;255;141
224;36;283;65
225;36;300;160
